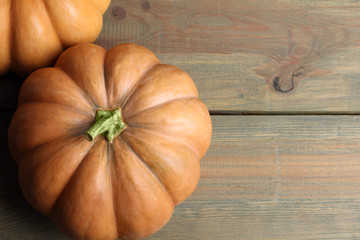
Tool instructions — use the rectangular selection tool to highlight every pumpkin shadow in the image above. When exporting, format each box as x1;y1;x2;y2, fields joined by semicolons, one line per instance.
0;73;24;109
0;105;68;239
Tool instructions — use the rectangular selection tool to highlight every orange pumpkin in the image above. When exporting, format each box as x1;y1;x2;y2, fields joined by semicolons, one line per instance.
8;43;212;240
0;0;110;76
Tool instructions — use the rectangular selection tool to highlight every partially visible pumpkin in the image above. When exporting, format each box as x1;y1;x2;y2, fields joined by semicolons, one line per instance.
0;0;110;76
8;43;212;240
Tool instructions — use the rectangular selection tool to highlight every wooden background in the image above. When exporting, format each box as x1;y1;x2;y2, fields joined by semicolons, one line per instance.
2;0;360;239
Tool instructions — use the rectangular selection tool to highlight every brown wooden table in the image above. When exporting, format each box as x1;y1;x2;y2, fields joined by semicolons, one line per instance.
2;0;360;239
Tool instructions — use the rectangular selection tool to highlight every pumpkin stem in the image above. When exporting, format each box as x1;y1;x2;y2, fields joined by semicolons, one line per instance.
84;108;126;143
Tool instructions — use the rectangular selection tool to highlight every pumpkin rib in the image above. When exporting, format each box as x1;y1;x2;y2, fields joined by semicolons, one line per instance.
106;142;120;238
124;96;199;120
110;138;174;239
8;102;93;160
18;97;94;118
41;1;65;51
49;138;99;216
55;44;108;108
132;64;197;92
53;66;99;109
118;63;161;108
119;137;176;207
125;97;212;159
10;0;64;76
124;98;211;157
125;126;200;160
8;0;14;71
42;0;102;49
15;134;82;165
103;43;161;108
17;135;94;216
122;128;201;205
122;64;199;116
20;101;94;119
55;66;99;111
19;68;96;114
108;140;133;238
0;0;11;75
101;59;110;109
50;139;118;240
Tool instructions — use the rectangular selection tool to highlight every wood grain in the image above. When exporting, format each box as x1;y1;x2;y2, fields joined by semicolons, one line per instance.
93;0;360;113
149;115;360;240
3;114;360;239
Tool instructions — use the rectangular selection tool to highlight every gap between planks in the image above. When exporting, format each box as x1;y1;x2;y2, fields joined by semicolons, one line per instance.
209;110;360;116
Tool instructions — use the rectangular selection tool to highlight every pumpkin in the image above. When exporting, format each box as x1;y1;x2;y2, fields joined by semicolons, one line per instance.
8;43;212;240
0;0;110;76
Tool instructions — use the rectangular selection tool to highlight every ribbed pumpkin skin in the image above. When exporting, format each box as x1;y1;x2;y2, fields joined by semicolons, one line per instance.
8;43;212;240
0;0;110;76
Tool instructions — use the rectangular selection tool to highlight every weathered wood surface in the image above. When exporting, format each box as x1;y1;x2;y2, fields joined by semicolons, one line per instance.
2;114;360;239
150;115;360;239
96;0;360;113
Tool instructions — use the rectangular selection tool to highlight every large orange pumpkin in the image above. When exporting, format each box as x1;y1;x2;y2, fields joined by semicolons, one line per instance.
8;43;212;240
0;0;110;76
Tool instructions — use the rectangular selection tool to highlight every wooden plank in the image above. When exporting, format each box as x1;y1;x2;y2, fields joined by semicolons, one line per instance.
94;0;360;113
3;50;360;113
2;113;360;239
150;115;360;239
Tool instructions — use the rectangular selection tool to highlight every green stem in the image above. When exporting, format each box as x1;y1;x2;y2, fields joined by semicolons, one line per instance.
84;108;126;143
